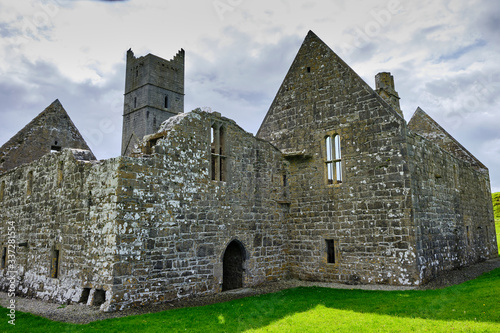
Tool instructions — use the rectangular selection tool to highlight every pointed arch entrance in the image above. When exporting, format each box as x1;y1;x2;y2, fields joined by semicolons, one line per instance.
222;240;246;291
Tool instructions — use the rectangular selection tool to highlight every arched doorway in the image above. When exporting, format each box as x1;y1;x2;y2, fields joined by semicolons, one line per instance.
222;240;246;291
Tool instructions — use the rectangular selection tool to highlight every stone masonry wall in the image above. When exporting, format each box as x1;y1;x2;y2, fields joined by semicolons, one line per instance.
110;110;288;311
258;31;419;285
0;149;120;311
407;132;497;283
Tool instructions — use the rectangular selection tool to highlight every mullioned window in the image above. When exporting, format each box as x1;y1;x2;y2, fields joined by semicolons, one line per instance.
325;134;342;184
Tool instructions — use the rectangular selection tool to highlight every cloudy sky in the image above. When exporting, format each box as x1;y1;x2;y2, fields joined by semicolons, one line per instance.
0;0;499;192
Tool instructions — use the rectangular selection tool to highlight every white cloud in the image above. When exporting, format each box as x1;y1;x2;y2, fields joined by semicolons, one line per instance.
0;0;499;192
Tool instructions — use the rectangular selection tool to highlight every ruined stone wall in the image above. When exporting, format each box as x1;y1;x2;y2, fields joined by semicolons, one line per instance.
0;149;120;310
111;110;288;311
258;31;419;286
280;111;418;285
0;100;96;173
407;132;497;283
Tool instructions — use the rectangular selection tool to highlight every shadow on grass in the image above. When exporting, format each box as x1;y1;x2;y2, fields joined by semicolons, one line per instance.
1;268;499;332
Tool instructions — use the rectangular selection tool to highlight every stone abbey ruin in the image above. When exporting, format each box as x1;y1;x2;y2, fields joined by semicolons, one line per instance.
0;31;497;311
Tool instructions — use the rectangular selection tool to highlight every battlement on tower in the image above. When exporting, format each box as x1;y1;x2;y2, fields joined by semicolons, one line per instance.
124;49;184;96
122;49;185;156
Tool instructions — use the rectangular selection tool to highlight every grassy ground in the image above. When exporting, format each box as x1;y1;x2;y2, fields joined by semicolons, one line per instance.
1;268;499;332
493;192;500;255
0;196;498;332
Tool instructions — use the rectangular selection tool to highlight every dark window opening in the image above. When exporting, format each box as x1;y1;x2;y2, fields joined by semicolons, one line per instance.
307;66;311;73
50;145;61;153
0;181;4;202
211;123;226;181
50;249;60;278
282;174;287;187
27;171;33;196
1;247;6;269
134;97;137;108
326;239;336;264
79;288;91;304
57;161;64;188
93;289;106;306
466;226;471;246
135;69;138;77
164;95;169;108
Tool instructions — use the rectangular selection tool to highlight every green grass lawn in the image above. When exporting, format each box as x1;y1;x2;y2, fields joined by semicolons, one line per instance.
0;196;498;332
1;268;499;332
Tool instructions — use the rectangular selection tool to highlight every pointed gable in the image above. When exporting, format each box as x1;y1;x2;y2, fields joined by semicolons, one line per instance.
0;99;96;173
408;107;486;172
257;30;403;153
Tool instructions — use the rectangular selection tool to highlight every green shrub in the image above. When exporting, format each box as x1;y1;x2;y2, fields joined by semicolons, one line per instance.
493;192;500;255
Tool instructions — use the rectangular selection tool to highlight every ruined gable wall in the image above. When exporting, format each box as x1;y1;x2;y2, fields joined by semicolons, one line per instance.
111;110;288;311
0;150;120;310
258;33;419;285
281;99;418;285
0;100;95;173
407;132;497;283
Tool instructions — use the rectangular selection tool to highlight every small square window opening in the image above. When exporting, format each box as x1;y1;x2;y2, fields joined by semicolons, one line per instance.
326;239;336;264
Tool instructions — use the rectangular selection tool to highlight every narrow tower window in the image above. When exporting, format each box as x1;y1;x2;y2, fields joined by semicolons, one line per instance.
0;181;4;202
326;239;336;264
325;134;342;184
134;97;137;108
210;123;226;181
466;226;471;246
27;171;33;196
1;247;6;269
50;249;60;278
57;161;64;188
164;95;169;108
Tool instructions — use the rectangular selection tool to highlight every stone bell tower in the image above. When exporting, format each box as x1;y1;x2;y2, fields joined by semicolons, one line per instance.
121;48;185;156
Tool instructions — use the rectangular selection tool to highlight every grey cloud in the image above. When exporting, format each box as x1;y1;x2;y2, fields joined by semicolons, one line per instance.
0;22;18;38
476;2;500;44
437;39;487;62
186;29;302;125
0;57;124;160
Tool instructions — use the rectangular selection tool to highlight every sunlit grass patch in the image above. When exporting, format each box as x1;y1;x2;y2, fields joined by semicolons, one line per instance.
0;268;499;332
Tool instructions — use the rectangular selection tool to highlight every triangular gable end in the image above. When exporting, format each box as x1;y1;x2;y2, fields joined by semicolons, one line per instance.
0;99;96;173
257;30;404;151
408;107;486;172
